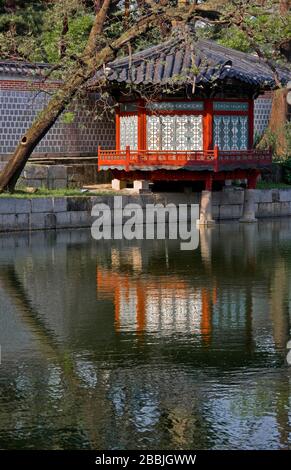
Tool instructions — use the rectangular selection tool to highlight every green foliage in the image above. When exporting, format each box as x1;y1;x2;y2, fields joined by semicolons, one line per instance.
41;8;94;63
217;28;252;53
281;158;291;185
0;188;117;198
0;1;45;60
257;128;278;153
285;122;291;156
0;0;94;62
198;25;252;53
197;0;291;64
258;123;291;160
62;112;75;124
0;0;290;73
256;181;291;189
258;123;291;184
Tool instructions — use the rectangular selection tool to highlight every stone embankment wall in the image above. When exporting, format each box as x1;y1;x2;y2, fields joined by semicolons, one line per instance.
1;189;291;232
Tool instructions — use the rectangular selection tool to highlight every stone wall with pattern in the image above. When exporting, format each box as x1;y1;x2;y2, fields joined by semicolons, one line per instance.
254;94;273;139
0;82;115;161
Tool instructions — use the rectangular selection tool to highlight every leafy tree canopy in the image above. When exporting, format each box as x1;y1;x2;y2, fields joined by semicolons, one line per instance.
0;1;290;67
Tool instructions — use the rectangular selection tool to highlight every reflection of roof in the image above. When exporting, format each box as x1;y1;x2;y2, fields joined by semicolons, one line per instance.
0;60;50;78
94;38;290;89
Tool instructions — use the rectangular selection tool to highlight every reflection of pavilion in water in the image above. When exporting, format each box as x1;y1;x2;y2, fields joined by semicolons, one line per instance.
97;246;217;341
95;223;291;354
0;225;291;449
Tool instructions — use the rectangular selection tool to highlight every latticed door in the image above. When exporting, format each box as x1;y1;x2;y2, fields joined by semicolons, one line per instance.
213;115;249;150
120;115;138;150
147;115;203;151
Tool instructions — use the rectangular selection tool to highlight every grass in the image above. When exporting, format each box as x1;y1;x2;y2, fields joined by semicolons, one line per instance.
0;187;116;198
256;182;291;189
1;183;291;197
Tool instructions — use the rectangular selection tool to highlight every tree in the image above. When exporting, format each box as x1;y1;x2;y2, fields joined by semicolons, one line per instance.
0;0;290;192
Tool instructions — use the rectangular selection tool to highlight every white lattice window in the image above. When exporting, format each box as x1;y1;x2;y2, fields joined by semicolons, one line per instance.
120;115;138;150
147;115;203;151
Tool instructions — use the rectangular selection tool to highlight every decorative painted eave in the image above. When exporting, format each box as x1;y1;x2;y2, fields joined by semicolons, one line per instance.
91;38;291;90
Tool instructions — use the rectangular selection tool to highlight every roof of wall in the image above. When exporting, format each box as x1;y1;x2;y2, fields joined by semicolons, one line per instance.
0;60;50;78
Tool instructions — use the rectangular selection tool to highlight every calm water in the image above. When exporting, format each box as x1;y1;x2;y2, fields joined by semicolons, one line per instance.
0;220;291;450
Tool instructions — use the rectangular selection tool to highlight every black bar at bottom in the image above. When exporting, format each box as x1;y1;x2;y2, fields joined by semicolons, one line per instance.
0;450;290;467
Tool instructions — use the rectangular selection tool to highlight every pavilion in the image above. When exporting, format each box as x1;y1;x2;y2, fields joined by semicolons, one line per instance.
91;36;290;222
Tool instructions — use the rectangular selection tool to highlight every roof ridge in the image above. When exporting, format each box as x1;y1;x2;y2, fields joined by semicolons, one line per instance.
0;59;51;67
108;38;181;67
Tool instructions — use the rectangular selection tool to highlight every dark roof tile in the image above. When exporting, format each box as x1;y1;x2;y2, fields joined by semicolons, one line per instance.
92;38;290;90
0;60;50;78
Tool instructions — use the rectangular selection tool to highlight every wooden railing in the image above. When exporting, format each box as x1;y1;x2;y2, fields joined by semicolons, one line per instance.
98;145;272;171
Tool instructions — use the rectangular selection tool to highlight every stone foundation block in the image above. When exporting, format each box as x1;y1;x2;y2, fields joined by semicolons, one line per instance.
220;204;242;219
30;213;46;230
31;198;53;213
0;198;16;214
112;179;127;190
70;210;92;227
24;165;49;179
53;197;67;212
279;190;291;202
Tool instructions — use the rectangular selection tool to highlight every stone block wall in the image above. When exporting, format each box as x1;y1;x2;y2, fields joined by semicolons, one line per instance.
0;197;92;232
17;163;112;189
214;188;291;219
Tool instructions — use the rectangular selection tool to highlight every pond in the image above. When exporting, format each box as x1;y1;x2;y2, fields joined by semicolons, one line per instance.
0;220;290;450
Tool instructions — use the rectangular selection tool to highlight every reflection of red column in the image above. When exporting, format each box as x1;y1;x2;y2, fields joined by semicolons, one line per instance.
114;283;121;332
96;268;122;331
201;288;212;344
123;275;130;304
212;285;217;305
136;283;146;334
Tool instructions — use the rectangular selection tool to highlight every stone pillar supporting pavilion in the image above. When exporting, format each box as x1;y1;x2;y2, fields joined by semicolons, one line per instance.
197;190;215;225
239;189;257;223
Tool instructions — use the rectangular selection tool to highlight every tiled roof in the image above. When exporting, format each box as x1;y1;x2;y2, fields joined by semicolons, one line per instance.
95;38;290;89
0;60;50;78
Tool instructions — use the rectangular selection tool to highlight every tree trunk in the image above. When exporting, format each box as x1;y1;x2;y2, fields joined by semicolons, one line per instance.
0;2;226;192
279;0;290;14
0;0;157;193
267;88;288;157
0;0;111;192
59;13;69;59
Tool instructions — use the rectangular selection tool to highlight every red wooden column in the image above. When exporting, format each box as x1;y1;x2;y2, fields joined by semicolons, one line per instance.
203;99;213;151
214;145;219;172
247;170;260;189
248;99;254;148
205;173;213;191
116;106;121;151
138;99;146;150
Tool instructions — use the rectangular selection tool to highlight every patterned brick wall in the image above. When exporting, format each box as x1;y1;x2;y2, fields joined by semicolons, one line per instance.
0;81;115;160
254;93;273;138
